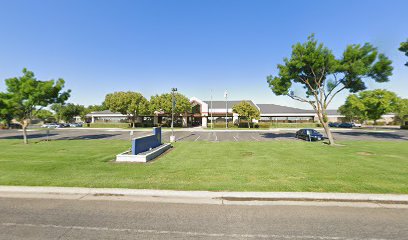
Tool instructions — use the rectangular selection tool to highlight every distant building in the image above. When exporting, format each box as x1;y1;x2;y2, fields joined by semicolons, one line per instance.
85;97;395;127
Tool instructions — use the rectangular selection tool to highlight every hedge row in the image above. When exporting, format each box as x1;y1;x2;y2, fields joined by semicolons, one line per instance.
86;123;131;128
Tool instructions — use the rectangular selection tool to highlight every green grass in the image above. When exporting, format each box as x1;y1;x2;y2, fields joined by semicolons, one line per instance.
0;139;407;193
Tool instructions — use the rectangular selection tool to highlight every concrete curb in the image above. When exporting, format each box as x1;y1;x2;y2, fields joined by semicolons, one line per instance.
1;186;408;206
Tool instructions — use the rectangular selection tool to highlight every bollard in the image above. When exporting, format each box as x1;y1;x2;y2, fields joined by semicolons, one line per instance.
130;130;134;140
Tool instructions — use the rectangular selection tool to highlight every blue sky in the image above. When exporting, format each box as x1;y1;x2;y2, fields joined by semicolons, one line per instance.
0;0;407;109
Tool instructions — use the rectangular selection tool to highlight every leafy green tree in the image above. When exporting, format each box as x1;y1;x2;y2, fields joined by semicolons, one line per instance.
359;90;399;124
0;93;13;127
54;103;85;123
2;68;70;143
340;89;399;125
34;109;55;123
399;39;408;66
396;98;408;126
339;94;367;123
87;104;107;112
232;101;260;128
149;93;191;114
104;91;149;127
50;103;63;122
267;35;392;145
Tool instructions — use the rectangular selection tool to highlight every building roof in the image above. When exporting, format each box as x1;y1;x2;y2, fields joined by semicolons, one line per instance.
257;104;313;115
204;100;257;109
325;109;341;115
85;101;343;117
86;110;122;116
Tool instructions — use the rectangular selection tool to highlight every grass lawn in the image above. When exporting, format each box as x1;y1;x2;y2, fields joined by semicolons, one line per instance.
0;139;407;193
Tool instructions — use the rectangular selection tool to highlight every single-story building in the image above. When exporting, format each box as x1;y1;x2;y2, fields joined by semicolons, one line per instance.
85;97;396;127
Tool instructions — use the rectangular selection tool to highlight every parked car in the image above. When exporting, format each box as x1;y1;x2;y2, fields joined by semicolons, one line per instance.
56;123;70;128
352;122;362;128
338;122;353;128
328;122;340;128
295;129;324;141
9;123;22;129
41;123;59;128
69;123;83;127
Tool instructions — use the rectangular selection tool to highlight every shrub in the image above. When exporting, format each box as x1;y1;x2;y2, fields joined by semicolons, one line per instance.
87;123;131;128
210;122;236;128
373;121;386;126
268;123;320;128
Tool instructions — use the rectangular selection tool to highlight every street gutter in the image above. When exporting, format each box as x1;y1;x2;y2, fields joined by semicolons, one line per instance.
1;186;408;208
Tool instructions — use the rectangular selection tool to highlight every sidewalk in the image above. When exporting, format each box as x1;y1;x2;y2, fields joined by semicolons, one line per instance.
1;186;408;208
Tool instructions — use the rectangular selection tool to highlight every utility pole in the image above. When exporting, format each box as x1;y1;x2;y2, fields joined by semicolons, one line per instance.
170;88;177;142
224;90;228;129
210;89;213;129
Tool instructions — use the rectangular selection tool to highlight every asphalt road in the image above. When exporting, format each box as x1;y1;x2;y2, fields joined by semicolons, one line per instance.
1;128;408;142
0;197;407;240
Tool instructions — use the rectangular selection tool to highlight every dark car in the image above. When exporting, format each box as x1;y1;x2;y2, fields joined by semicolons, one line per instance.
328;122;340;128
295;129;324;141
338;122;353;128
57;123;70;128
8;123;22;129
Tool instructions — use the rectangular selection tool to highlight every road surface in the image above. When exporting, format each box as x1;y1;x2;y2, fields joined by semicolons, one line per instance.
0;197;407;239
1;128;408;142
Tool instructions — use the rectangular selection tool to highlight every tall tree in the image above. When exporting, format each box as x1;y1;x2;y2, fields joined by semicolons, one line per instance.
338;94;367;123
54;103;85;123
87;104;107;112
232;101;260;128
340;90;399;124
399;39;408;66
2;68;70;143
0;93;13;127
34;109;55;123
104;91;149;127
267;35;392;145
149;93;191;114
396;98;408;126
359;90;399;124
50;103;63;122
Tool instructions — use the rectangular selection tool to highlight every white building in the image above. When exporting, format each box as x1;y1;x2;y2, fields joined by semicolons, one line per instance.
85;97;396;127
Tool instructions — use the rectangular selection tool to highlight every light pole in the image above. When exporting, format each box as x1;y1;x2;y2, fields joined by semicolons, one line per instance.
170;88;177;142
210;89;213;129
224;90;228;129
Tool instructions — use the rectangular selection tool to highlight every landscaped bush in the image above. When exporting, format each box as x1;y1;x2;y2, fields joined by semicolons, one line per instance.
255;122;271;129
401;125;408;130
268;123;321;128
373;122;386;126
211;121;321;129
87;123;131;128
209;122;236;128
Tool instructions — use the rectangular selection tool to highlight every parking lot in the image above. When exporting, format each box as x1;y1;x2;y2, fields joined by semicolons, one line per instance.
1;128;408;142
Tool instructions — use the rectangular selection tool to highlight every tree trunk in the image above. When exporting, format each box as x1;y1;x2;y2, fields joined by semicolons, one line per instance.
248;117;251;128
21;119;30;144
322;121;335;145
133;114;138;128
317;111;335;145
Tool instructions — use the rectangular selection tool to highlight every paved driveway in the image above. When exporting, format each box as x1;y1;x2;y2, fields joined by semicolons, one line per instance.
1;128;408;142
